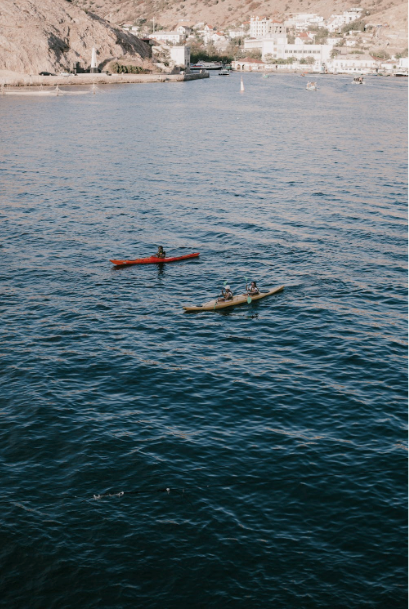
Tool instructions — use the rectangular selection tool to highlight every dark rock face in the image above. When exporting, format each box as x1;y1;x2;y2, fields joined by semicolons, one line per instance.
0;0;151;75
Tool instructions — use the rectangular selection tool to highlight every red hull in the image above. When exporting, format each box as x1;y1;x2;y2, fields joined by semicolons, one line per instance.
110;252;200;267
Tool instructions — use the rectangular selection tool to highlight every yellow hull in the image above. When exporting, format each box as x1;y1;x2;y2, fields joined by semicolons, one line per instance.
183;285;284;312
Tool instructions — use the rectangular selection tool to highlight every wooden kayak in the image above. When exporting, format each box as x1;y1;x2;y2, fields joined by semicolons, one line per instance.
110;252;200;267
183;285;284;312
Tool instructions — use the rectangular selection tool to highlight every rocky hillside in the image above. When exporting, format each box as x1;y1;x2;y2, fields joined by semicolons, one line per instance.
74;0;408;51
0;0;151;76
74;0;408;26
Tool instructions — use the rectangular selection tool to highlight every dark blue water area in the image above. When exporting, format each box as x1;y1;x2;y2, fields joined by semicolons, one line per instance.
0;73;407;608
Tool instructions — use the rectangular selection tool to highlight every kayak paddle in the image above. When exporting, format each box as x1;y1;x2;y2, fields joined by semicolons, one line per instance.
245;277;252;304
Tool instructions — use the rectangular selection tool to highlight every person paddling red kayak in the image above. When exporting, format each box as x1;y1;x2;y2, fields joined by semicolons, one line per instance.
110;252;200;267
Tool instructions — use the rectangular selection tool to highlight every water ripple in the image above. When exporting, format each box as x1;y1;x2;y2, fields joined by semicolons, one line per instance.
0;73;407;608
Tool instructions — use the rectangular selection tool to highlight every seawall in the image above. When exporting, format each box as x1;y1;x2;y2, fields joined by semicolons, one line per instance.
0;71;209;87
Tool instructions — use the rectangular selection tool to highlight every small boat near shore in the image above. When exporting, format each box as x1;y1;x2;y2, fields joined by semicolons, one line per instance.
190;62;223;70
218;69;230;76
352;76;365;84
183;285;284;312
306;81;317;91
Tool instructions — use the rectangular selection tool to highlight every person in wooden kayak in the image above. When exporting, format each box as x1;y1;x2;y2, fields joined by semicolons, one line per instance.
246;281;260;296
156;246;166;259
218;285;233;302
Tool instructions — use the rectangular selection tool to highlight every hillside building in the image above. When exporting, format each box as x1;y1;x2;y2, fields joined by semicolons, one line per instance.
285;13;325;30
326;8;363;33
228;28;245;39
249;16;285;38
201;24;218;44
295;32;315;43
148;31;184;44
264;41;331;63
249;16;270;38
176;24;192;36
244;31;331;65
211;32;229;50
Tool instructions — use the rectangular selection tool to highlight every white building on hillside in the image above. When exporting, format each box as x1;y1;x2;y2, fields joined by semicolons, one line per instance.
244;29;287;50
201;24;218;44
264;41;331;63
148;31;184;44
122;23;141;35
285;13;325;30
228;29;245;39
249;16;285;38
245;32;331;65
211;32;229;50
326;8;363;33
270;20;286;35
250;16;270;38
295;32;315;43
176;24;192;36
244;38;264;50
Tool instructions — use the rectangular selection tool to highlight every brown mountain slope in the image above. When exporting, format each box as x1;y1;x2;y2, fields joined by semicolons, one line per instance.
74;0;408;50
0;0;150;75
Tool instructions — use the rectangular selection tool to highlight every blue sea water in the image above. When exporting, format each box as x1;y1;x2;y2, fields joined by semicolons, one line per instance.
0;73;407;608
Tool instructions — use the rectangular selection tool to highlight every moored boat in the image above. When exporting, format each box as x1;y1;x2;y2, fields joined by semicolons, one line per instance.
306;81;317;91
190;62;223;70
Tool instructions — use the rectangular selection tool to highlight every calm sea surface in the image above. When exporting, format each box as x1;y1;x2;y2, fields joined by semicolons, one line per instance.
0;73;407;608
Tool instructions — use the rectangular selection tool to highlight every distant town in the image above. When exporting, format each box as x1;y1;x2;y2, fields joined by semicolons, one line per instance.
121;10;408;76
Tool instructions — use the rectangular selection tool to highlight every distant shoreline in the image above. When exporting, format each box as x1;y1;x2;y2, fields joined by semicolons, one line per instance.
0;70;405;88
0;71;209;88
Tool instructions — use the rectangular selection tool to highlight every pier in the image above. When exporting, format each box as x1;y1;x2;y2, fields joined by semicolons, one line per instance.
0;71;209;88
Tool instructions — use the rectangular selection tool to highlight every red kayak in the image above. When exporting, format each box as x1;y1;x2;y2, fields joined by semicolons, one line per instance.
110;252;200;267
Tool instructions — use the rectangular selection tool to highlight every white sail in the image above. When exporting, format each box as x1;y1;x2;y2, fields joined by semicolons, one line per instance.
240;77;244;93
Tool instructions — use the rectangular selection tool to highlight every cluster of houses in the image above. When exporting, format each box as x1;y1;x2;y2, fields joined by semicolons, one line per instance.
121;21;246;51
122;11;368;50
120;12;408;76
121;22;231;48
232;55;408;76
285;8;364;33
240;14;407;75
